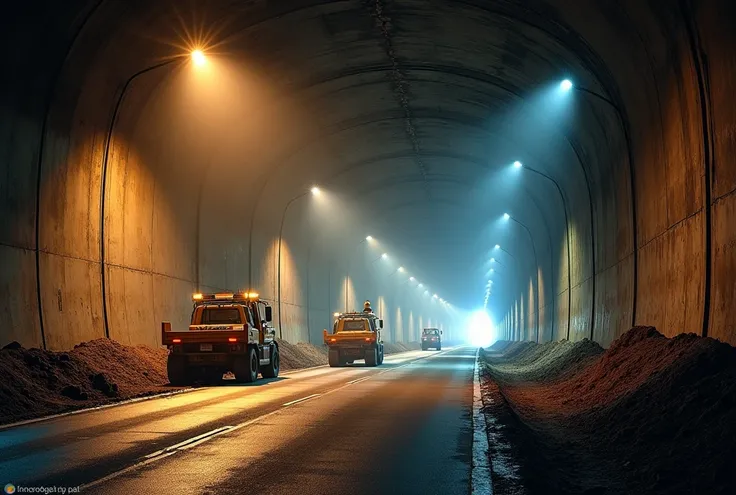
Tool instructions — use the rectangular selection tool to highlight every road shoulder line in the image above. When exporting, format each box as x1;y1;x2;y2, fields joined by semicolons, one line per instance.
471;347;493;495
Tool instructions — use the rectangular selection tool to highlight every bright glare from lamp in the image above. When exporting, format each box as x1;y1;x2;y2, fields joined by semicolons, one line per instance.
513;161;523;168
433;294;438;299
503;213;510;220
381;253;388;259
398;266;404;272
490;269;494;273
311;186;321;195
418;283;423;288
560;79;573;91
410;276;415;281
366;235;373;241
467;309;493;347
494;244;500;249
191;49;206;66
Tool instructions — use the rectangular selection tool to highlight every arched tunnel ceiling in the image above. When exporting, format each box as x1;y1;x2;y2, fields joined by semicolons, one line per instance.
5;0;621;313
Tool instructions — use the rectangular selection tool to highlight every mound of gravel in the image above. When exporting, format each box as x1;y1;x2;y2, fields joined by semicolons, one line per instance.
480;327;736;495
0;339;176;425
483;339;603;384
487;340;514;352
276;339;328;370
383;341;421;353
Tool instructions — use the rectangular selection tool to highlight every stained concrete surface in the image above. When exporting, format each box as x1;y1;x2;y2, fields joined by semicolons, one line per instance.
0;1;735;351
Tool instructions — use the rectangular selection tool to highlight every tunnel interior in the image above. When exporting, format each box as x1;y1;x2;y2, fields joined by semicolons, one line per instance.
1;0;735;352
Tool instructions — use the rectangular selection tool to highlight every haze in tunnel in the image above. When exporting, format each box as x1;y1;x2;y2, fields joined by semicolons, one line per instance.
1;0;735;353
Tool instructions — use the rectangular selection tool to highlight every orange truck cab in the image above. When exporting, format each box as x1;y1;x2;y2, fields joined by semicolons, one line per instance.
323;312;384;367
161;292;279;385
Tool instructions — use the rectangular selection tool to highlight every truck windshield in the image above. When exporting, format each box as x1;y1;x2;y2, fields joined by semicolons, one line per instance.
201;307;242;324
423;329;439;335
340;320;368;331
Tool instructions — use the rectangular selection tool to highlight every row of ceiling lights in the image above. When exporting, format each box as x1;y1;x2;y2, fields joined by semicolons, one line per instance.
365;236;452;308
483;77;580;307
484;160;526;307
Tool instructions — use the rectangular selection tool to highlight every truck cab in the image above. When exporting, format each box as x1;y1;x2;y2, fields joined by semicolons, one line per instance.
323;312;384;367
421;328;442;351
162;292;279;385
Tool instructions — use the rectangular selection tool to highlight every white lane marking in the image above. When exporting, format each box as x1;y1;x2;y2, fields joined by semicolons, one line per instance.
471;347;493;495
143;426;234;459
282;394;321;406
80;346;467;491
347;376;372;385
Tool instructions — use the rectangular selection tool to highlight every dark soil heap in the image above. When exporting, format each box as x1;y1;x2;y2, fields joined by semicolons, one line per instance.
0;339;174;425
481;327;736;495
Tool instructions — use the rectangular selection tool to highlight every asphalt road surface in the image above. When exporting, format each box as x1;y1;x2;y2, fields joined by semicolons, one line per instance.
0;346;476;494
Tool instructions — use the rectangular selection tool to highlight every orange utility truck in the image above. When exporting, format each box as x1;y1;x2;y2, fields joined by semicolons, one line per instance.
162;292;279;385
323;310;384;367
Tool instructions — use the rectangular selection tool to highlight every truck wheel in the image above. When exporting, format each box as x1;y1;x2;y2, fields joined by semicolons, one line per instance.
234;348;259;383
377;346;384;365
437;345;442;351
167;354;189;386
364;347;378;367
261;344;280;378
328;349;341;367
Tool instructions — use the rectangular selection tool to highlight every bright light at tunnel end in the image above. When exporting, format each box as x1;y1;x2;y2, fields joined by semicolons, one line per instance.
560;79;573;91
467;309;494;348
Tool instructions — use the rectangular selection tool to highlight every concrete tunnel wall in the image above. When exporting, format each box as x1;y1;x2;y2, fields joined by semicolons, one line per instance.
0;1;457;351
1;1;735;351
498;0;736;348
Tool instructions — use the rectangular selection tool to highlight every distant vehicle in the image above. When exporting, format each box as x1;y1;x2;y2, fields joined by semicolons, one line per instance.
323;310;384;367
421;328;442;351
161;292;279;385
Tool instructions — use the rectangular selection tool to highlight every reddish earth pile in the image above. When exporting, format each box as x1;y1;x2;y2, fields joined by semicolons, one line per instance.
481;327;736;495
0;339;177;425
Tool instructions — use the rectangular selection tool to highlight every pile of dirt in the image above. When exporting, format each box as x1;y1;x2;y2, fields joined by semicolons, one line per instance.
482;339;603;383
276;339;328;370
383;341;420;354
480;328;736;495
0;339;178;425
487;340;514;352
